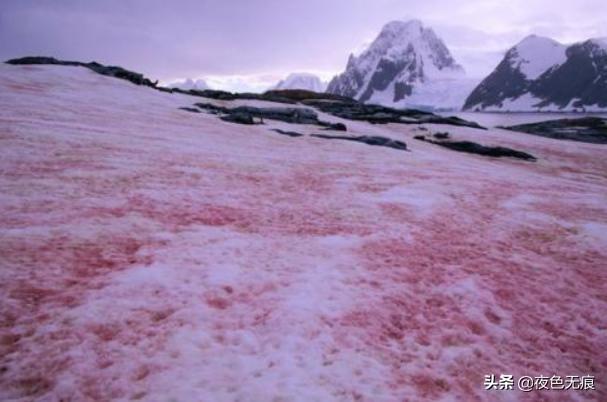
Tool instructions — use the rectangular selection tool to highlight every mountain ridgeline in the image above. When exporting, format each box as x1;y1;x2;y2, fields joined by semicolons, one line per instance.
464;36;607;111
326;20;477;111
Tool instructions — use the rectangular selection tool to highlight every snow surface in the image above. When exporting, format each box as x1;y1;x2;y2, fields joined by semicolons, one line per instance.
510;35;567;80
1;64;607;401
273;73;326;92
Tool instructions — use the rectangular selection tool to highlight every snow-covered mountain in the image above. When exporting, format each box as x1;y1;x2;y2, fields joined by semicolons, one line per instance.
326;19;477;111
464;35;607;111
273;73;326;92
167;78;210;91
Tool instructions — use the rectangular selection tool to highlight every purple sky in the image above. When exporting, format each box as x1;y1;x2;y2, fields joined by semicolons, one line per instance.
2;0;606;91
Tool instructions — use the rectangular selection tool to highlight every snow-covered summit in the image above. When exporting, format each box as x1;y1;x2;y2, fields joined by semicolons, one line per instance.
508;35;566;80
167;78;210;91
272;73;326;92
464;34;607;111
326;19;470;110
365;19;463;78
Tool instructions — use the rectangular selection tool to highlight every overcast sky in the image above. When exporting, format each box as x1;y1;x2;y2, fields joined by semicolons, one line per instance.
2;0;606;91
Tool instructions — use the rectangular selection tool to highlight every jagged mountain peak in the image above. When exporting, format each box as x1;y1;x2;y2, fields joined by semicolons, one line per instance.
357;19;462;75
327;19;470;110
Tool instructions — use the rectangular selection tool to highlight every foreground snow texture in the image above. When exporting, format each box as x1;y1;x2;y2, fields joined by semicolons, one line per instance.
1;65;606;402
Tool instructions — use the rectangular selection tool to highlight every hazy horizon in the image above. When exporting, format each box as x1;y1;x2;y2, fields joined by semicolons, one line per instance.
2;0;606;92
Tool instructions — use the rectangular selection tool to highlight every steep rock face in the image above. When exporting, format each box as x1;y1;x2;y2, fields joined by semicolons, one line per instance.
273;73;326;92
326;20;473;111
464;36;607;111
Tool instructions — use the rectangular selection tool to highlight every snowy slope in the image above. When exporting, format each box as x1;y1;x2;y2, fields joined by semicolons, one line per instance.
273;73;326;92
510;35;567;80
465;35;607;111
1;64;606;402
327;20;473;111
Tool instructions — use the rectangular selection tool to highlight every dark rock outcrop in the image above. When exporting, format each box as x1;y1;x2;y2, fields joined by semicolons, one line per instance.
178;107;201;113
302;99;485;129
263;89;354;103
312;134;408;151
230;106;319;124
319;122;347;131
194;103;348;129
500;117;607;144
6;56;159;88
220;112;256;125
270;129;305;137
194;103;228;114
414;136;536;161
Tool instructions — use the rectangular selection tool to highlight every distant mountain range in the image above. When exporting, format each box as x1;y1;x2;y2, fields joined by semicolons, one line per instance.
168;78;210;91
272;73;327;92
326;20;478;111
324;19;607;112
145;21;607;112
464;35;607;112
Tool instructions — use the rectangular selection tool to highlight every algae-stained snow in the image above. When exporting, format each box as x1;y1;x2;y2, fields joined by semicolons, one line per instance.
1;64;606;401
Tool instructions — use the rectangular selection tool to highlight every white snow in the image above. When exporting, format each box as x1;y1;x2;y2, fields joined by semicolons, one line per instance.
273;73;327;92
1;63;607;402
368;77;479;111
510;35;567;80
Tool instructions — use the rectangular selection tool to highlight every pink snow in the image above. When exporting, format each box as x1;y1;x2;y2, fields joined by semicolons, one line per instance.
0;64;606;401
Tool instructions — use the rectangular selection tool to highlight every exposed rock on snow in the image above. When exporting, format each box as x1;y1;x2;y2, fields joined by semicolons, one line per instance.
270;129;305;137
414;135;537;160
464;35;607;111
6;56;159;88
301;99;485;129
311;134;408;151
501;117;607;144
178;106;201;113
